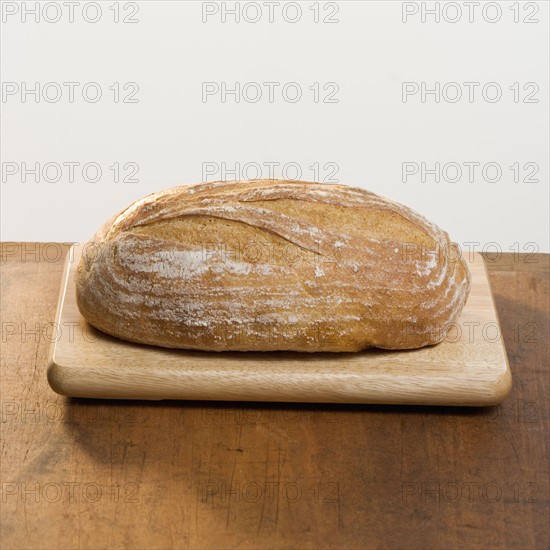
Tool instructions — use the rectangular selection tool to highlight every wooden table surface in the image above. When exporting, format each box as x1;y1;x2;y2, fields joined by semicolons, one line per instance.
1;243;548;550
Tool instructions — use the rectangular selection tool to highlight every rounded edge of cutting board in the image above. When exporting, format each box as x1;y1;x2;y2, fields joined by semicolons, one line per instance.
46;359;70;397
485;362;512;406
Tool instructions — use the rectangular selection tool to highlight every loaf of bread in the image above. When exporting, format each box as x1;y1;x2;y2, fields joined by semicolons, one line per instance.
75;179;471;352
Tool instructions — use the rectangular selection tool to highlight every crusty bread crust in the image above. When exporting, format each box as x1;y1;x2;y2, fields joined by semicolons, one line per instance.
75;180;471;351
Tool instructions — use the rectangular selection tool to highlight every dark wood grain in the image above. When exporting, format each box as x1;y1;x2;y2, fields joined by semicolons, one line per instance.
1;243;548;549
482;251;550;272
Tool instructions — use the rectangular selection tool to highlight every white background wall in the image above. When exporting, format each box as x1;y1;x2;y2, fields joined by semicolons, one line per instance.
1;0;548;255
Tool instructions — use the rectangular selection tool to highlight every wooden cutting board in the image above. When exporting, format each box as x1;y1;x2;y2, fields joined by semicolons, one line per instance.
47;246;511;405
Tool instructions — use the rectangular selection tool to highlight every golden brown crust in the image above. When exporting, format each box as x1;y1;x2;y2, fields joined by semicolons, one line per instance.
75;180;471;351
